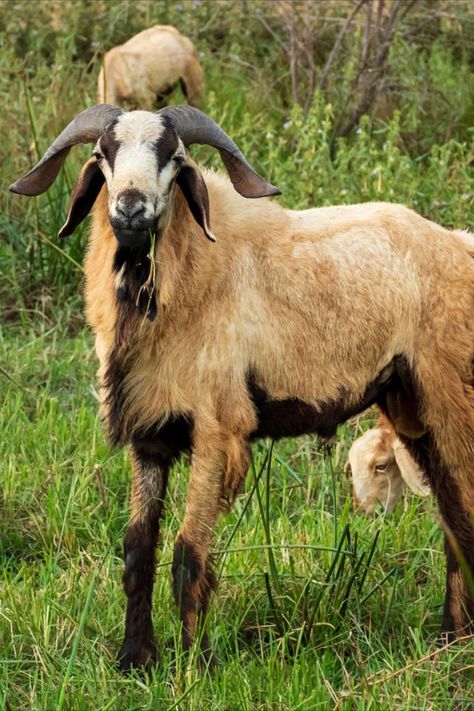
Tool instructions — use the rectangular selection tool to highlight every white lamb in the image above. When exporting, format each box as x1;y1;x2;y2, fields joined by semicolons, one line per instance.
345;415;430;513
98;25;204;109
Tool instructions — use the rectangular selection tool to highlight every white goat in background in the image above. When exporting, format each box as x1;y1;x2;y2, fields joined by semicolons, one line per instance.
345;414;430;513
98;25;204;109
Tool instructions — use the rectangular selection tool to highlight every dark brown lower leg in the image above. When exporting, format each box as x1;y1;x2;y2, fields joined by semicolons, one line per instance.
169;424;241;666
440;536;474;639
172;536;217;663
400;431;474;638
117;446;170;671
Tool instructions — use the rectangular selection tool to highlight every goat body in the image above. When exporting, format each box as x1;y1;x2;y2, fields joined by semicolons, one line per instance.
98;25;204;108
11;106;474;670
87;182;474;449
88;177;474;664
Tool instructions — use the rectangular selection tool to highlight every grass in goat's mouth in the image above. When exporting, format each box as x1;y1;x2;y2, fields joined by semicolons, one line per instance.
136;230;157;319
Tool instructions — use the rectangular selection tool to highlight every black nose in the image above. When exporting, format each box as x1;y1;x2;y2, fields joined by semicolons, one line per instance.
111;190;154;246
116;201;145;220
115;189;147;220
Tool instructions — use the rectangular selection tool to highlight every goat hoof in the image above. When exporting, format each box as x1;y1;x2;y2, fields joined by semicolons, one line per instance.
437;629;456;647
199;647;220;674
437;625;472;647
116;640;158;673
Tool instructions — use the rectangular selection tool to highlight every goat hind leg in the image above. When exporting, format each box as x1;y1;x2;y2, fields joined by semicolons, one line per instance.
117;445;170;672
404;361;474;638
405;430;474;639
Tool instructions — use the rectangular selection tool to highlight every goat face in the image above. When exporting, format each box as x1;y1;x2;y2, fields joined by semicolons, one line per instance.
10;104;280;246
345;425;430;514
94;112;185;247
345;427;404;514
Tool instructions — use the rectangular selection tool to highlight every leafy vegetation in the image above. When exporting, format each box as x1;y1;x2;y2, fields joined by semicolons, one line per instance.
1;1;473;708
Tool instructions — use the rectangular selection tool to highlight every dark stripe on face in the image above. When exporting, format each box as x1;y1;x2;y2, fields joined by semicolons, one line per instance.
154;118;179;170
99;121;121;171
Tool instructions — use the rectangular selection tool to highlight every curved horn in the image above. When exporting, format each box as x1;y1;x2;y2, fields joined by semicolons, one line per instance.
9;104;123;196
158;105;281;199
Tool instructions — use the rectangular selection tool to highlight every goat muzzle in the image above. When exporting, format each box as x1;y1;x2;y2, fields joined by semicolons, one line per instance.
112;227;150;248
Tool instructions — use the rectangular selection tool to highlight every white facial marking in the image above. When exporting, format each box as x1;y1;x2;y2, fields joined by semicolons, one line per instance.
97;112;183;230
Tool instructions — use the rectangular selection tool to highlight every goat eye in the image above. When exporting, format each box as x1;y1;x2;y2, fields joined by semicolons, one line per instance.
174;155;185;166
93;150;104;161
375;462;388;473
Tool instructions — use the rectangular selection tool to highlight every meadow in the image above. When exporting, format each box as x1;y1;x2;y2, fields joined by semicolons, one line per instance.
1;1;474;708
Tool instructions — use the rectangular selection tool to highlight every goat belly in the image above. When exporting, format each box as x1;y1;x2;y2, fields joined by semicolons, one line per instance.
131;415;193;462
247;358;400;440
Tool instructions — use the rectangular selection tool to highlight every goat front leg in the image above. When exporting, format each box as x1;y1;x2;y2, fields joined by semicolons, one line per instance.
117;444;170;672
172;423;250;667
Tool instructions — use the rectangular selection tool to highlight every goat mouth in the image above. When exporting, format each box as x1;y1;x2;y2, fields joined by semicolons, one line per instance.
112;227;150;248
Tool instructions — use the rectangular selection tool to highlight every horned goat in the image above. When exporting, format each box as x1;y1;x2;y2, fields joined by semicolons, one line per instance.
345;413;430;513
98;25;204;109
10;104;474;671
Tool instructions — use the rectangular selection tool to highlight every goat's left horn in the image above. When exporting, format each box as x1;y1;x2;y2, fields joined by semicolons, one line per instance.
158;105;281;199
10;104;123;196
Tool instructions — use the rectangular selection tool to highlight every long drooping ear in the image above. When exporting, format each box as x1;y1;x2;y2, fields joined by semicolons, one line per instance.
9;104;122;196
392;441;431;497
58;158;105;238
159;105;281;199
176;163;216;242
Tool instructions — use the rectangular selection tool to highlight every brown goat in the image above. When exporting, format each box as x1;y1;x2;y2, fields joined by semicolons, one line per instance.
10;105;474;671
98;25;204;109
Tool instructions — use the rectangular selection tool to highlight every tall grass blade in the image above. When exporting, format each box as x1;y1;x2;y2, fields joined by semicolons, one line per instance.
357;529;381;593
56;569;99;711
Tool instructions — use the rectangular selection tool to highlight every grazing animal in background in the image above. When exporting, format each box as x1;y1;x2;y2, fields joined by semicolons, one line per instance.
98;25;204;109
10;104;474;671
345;413;430;513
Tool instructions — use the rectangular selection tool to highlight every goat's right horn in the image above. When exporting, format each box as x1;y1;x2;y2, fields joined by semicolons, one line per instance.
10;104;123;196
158;105;281;199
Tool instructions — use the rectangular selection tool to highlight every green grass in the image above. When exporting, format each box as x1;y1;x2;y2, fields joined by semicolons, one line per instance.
1;310;473;710
1;1;474;708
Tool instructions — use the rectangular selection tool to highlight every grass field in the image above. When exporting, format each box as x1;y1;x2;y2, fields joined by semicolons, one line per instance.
1;1;474;709
2;307;473;710
2;309;474;709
